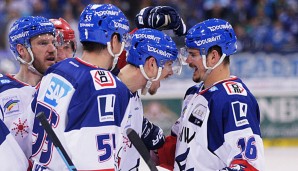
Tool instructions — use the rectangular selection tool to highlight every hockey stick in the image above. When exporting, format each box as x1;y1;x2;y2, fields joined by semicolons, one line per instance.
36;112;77;171
126;128;158;171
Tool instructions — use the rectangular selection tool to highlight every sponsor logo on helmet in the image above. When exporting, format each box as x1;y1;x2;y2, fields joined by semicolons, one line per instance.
40;22;53;26
10;31;30;42
114;21;129;31
80;23;94;27
10;24;19;32
134;34;161;43
208;23;232;32
194;35;221;46
94;10;119;17
147;45;172;58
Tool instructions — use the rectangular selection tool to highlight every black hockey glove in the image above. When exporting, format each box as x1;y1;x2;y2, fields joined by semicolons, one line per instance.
135;6;187;36
141;117;165;150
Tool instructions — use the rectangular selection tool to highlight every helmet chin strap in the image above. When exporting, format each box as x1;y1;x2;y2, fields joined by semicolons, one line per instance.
201;53;227;82
17;47;42;76
107;42;125;71
139;65;162;95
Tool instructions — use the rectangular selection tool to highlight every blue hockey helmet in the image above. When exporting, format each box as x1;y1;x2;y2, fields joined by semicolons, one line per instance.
127;28;178;69
78;4;130;45
185;18;237;56
9;16;55;58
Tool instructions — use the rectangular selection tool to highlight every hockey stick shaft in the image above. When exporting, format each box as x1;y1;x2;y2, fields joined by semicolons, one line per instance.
36;112;77;171
126;128;158;171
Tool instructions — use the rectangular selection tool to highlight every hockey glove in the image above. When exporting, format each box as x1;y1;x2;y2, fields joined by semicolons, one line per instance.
221;159;258;171
141;117;165;150
157;135;177;170
135;6;187;36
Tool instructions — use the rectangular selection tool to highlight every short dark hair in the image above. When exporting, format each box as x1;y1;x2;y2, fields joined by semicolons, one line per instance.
207;45;230;65
82;41;107;52
81;33;121;53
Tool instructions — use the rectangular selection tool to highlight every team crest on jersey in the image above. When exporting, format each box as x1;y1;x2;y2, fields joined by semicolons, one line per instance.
1;96;20;117
44;76;72;107
91;70;116;90
188;104;207;127
11;118;29;138
231;101;248;127
223;81;247;96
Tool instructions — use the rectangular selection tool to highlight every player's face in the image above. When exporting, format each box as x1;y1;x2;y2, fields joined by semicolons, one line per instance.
30;33;57;74
56;41;74;62
148;60;174;95
185;48;206;83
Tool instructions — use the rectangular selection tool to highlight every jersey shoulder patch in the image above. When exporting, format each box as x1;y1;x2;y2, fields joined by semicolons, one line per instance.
0;74;12;86
223;81;247;96
90;70;116;90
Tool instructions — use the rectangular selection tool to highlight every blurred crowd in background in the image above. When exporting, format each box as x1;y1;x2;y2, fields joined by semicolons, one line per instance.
0;0;297;73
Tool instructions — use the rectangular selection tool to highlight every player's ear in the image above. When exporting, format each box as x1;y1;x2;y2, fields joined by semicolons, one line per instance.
149;56;157;69
110;34;117;47
210;49;220;64
110;34;121;51
145;56;158;77
16;44;28;60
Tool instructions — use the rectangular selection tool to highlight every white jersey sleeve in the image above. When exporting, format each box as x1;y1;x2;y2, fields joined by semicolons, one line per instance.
0;119;29;170
0;74;36;158
118;92;144;170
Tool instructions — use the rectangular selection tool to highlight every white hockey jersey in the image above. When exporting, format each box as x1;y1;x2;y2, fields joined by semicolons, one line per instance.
0;118;29;170
119;92;143;170
173;77;265;171
30;58;132;171
0;74;36;158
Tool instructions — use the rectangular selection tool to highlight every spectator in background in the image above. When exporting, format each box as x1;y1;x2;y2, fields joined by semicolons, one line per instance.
0;58;17;74
0;0;298;58
264;20;294;52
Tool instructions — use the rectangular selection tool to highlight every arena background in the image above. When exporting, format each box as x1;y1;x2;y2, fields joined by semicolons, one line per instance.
0;0;297;170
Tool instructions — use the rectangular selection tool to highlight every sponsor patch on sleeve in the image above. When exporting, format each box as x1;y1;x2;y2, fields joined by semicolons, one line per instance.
44;76;72;107
188;104;207;127
91;70;116;90
231;101;248;127
223;81;247;96
98;94;115;122
1;96;21;117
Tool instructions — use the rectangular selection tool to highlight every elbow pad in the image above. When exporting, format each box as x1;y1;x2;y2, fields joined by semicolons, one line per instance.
141;117;165;150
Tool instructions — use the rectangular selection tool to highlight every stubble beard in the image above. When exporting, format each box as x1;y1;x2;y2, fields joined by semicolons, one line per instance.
149;88;157;95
